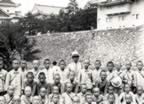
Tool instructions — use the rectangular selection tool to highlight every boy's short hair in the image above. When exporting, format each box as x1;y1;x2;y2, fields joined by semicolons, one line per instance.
26;72;34;78
8;85;15;90
92;87;100;92
136;60;143;64
95;60;101;64
24;86;32;91
38;72;46;78
0;57;3;61
44;58;50;63
100;69;107;75
107;94;115;99
59;59;66;65
107;61;114;67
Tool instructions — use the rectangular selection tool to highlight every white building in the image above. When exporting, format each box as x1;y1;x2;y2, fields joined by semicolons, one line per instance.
0;0;21;24
90;0;144;30
31;4;65;19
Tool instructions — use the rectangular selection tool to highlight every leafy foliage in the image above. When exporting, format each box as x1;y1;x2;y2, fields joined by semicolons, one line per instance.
0;23;40;69
18;0;97;34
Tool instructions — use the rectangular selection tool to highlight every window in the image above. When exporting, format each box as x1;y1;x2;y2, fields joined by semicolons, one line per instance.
136;14;139;19
106;16;112;22
118;15;125;21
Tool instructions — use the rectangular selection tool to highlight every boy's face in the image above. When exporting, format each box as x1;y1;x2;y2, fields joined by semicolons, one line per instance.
44;60;51;69
0;61;3;69
95;61;101;69
21;60;27;69
116;63;122;71
8;87;14;96
73;96;80;104
81;85;87;94
108;87;114;94
125;95;132;103
72;56;79;63
66;83;72;93
93;88;100;97
86;95;93;104
33;60;40;69
53;86;59;94
107;64;114;71
53;95;59;104
39;75;46;83
13;97;21;104
125;85;130;93
137;62;143;70
137;87;143;95
12;60;19;69
84;61;90;69
54;75;60;83
125;62;132;70
25;87;32;97
100;72;107;80
32;97;41;104
0;97;5;104
59;61;66;70
40;88;47;97
27;74;34;82
108;95;115;103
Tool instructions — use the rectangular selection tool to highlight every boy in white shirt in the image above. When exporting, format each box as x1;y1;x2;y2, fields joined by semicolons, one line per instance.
5;59;22;96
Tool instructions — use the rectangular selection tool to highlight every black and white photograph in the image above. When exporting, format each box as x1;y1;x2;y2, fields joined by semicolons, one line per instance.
0;0;143;104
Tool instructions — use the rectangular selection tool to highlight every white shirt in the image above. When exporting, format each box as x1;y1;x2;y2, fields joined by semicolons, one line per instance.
5;69;22;96
0;69;7;92
66;62;82;81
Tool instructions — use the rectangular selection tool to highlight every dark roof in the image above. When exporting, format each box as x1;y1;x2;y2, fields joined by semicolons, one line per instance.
0;9;9;17
0;0;15;4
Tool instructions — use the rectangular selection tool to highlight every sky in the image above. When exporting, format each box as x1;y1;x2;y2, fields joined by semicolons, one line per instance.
13;0;89;15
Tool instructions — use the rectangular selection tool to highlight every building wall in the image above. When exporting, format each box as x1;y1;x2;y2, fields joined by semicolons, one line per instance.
97;0;144;30
29;26;144;67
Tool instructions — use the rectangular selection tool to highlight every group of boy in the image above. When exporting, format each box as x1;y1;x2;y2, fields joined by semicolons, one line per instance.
0;51;144;104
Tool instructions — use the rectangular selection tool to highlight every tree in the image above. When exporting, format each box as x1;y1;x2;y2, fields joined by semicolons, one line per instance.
66;0;79;15
0;23;40;69
19;13;42;35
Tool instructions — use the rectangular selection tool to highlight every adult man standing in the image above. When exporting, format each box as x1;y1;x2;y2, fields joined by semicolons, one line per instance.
66;50;82;82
